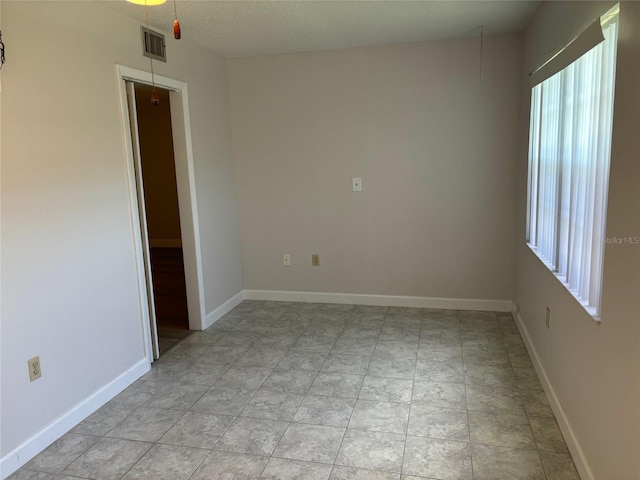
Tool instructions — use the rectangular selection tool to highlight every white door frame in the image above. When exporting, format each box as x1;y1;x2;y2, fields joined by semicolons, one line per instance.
116;64;206;362
125;81;161;359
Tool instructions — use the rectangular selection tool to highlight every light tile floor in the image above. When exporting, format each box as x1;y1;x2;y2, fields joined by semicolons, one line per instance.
10;301;581;480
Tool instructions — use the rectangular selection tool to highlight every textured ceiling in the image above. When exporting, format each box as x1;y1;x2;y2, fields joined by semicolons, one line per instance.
107;0;540;58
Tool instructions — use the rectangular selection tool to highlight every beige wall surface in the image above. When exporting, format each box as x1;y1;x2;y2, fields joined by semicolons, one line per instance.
0;0;242;460
229;34;521;300
515;2;640;479
135;85;182;243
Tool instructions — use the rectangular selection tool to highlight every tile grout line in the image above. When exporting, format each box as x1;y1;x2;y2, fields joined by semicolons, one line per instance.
255;303;332;478
236;305;292;478
15;302;570;480
398;309;424;479
185;308;282;478
463;310;481;480
328;307;386;476
326;308;368;478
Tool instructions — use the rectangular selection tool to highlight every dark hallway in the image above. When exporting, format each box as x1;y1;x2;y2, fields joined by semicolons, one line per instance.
150;247;190;354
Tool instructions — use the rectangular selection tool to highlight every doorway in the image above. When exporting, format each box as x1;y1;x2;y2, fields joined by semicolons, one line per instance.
117;65;206;362
133;84;190;355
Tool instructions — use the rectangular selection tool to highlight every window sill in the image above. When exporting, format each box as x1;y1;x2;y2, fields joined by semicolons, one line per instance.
525;242;601;324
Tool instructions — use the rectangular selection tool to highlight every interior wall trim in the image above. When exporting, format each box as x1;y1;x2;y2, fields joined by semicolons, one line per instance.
512;304;594;480
0;359;150;479
243;289;513;312
203;290;246;329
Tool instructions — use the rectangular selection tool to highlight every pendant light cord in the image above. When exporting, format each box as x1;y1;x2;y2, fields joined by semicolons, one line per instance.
172;0;181;39
0;30;5;70
479;25;484;91
144;0;159;104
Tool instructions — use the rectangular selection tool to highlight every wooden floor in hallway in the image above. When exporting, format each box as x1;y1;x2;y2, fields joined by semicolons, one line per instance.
150;247;190;355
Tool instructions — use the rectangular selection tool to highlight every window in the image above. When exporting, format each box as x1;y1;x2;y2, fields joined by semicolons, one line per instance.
526;7;619;318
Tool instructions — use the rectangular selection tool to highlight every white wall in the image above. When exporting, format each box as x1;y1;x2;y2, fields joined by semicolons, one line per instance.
229;35;521;302
0;0;242;471
515;2;640;479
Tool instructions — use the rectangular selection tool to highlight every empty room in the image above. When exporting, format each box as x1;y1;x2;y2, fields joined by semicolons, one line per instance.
1;1;638;479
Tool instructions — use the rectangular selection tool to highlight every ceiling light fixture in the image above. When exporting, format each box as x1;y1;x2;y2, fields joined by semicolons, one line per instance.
127;0;182;103
126;0;180;39
126;0;166;5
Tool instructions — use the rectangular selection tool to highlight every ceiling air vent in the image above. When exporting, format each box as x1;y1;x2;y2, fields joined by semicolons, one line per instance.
140;27;166;62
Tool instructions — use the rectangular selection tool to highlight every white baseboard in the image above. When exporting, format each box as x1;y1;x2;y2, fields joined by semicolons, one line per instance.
243;290;513;312
203;290;246;329
0;359;150;480
149;239;182;248
512;304;593;480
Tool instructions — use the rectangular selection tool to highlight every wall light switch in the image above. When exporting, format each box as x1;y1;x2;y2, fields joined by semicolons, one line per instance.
283;254;291;266
352;177;363;192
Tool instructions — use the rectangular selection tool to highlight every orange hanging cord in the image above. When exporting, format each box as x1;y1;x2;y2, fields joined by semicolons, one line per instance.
173;0;181;39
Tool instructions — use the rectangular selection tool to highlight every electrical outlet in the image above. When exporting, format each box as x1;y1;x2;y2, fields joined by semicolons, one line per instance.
545;307;550;328
28;356;42;382
312;254;320;266
283;254;291;266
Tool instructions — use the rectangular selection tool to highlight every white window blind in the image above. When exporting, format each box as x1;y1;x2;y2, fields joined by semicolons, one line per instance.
526;7;618;318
